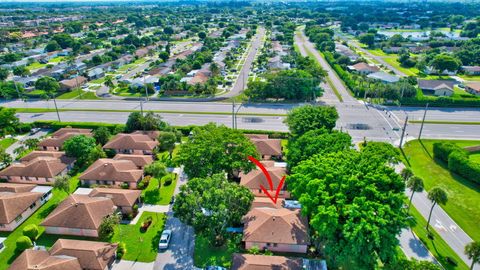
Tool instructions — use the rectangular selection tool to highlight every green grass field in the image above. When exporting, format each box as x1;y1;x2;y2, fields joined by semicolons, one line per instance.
26;62;46;71
382;56;419;76
403;139;480;242
0;177;79;270
141;174;177;205
194;234;242;268
458;75;480;82
48;56;65;63
367;49;389;57
56;90;100;100
111;212;166;262
0;138;16;149
470;153;480;163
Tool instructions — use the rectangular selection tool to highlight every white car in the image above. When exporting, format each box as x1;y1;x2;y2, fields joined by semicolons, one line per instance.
158;230;172;250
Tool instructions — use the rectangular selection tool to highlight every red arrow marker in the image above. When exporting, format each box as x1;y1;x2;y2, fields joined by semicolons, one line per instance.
248;156;285;204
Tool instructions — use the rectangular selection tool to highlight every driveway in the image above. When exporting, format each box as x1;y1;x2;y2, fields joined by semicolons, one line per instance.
6;128;50;159
153;213;199;270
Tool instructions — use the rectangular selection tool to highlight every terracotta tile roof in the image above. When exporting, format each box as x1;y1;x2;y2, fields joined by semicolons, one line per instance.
0;156;71;178
113;154;154;168
41;194;115;230
250;138;282;157
8;249;82;270
239;167;286;190
89;188;141;208
103;133;158;151
250;197;284;209
39;128;93;149
350;62;380;72
59;76;87;90
79;159;143;183
131;130;161;140
20;151;75;164
466;82;480;93
0;186;43;224
231;254;303;270
0;183;35;193
49;239;118;270
242;208;310;245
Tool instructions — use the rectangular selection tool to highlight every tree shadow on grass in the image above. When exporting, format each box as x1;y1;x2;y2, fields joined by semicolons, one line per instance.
143;189;160;204
37;203;58;219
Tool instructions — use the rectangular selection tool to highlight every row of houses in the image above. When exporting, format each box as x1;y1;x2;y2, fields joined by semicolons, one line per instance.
347;62;401;83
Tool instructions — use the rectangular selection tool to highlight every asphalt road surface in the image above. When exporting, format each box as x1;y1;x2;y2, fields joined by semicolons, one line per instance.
220;26;266;97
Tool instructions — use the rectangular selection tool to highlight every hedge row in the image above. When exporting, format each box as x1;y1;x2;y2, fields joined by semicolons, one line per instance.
32;121;290;139
400;97;480;108
433;142;480;184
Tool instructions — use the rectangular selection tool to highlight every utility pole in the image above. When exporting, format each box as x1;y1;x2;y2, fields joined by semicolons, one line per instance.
399;115;408;148
418;103;429;140
232;100;235;129
52;98;61;122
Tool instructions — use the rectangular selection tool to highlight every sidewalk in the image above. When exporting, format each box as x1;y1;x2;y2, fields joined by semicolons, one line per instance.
399;228;437;263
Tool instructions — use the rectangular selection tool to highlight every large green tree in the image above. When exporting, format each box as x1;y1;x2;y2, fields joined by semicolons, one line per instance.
284;105;338;136
63;135;97;166
173;173;253;246
0;107;19;135
429;54;461;73
35;76;60;98
287;150;406;269
157;131;177;158
177;123;258;179
286;128;351;169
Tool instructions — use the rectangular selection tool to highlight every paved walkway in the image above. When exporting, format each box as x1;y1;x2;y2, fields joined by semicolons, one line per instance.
5;129;49;159
399;229;437;263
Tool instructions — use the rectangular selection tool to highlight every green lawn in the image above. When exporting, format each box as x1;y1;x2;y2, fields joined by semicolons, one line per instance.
382;56;419;76
141;174;177;205
0;138;16;149
118;64;136;72
470;153;480;163
0;177;79;270
111;212;166;262
89;77;106;84
403;139;480;242
458;75;480;82
48;56;65;63
407;205;469;270
25;90;46;97
26;62;46;71
367;49;389;57
193;234;242;268
56;90;100;100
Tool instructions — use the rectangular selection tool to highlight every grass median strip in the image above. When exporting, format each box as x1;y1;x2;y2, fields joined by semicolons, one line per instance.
409;120;480;125
13;108;286;117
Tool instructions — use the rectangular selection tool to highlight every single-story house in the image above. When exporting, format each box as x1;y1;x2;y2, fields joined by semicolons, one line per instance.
0;152;75;185
462;66;480;76
231;254;303;270
112;154;154;169
0;184;52;231
367;71;400;83
59;76;87;91
418;79;456;96
39;128;93;151
239;165;289;199
424;66;458;76
41;194;116;237
86;67;105;80
9;239;117;270
103;132;159;155
242;208;310;253
89;187;141;214
246;134;282;160
348;62;380;75
465;82;480;96
79;159;144;189
251;197;284;209
383;46;402;54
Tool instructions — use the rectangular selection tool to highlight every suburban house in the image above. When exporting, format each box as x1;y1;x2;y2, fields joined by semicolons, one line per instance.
103;132;159;155
239;165;289;198
0;152;75;185
41;194;116;237
246;134;282;160
462;66;480;76
9;239;117;270
242;208;310;253
86;67;105;80
251;197;284;209
39;128;93;151
424;66;458;76
347;62;380;75
465;82;480;96
367;71;400;83
0;183;52;231
89;188;141;214
231;254;303;270
79;158;144;189
112;154;154;169
59;76;87;91
418;79;456;96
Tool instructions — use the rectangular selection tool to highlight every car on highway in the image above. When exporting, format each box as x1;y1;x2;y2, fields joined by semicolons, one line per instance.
158;230;172;250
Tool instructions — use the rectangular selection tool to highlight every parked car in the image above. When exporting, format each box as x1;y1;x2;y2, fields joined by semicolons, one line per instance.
30;128;40;135
158;230;172;250
205;267;227;270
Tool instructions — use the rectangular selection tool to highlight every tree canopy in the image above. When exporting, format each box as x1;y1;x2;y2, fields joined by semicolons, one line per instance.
287;149;406;269
284;105;338;136
63;135;97;166
177;123;258;179
173;173;253;246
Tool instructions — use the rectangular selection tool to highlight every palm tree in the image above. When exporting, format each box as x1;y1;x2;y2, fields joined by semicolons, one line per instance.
401;167;414;182
426;187;448;231
407;176;424;212
104;75;114;90
465;241;480;270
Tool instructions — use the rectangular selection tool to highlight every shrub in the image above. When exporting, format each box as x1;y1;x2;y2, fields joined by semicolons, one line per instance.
162;174;174;186
22;224;39;241
120;183;129;189
448;151;480;184
116;242;126;258
432;142;466;162
16;236;33;251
